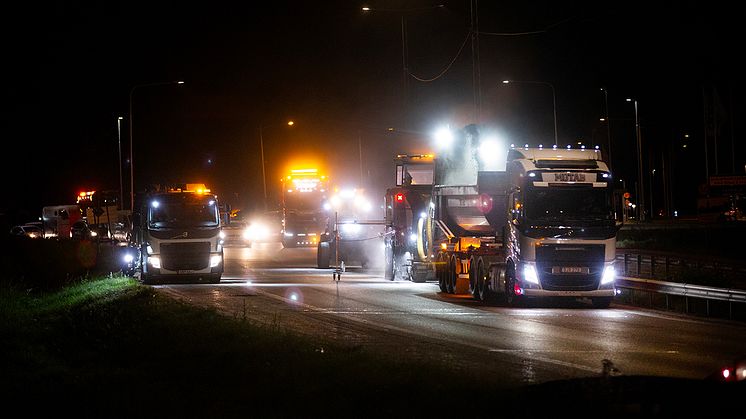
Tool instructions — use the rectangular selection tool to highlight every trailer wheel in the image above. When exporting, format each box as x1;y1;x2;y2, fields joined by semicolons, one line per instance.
437;253;448;293
317;242;331;269
447;255;457;294
476;259;488;302
468;256;478;298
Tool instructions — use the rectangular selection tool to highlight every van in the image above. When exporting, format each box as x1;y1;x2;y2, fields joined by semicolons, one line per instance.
42;205;82;238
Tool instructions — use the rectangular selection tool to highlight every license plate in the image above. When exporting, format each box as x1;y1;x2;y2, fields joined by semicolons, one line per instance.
552;266;589;274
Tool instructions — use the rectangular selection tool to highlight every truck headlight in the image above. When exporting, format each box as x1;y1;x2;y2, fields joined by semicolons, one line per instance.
123;253;134;264
210;254;222;267
148;256;161;269
522;264;539;285
601;266;616;285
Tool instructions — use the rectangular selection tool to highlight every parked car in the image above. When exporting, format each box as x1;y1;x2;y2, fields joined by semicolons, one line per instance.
71;220;97;240
9;224;44;238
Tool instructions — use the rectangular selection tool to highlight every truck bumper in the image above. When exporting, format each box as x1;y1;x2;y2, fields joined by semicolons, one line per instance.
521;288;616;298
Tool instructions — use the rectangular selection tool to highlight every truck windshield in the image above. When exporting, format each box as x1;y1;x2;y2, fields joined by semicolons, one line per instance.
285;192;324;212
148;195;220;228
525;186;613;222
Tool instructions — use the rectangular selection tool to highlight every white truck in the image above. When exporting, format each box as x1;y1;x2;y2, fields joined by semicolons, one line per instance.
386;125;620;307
131;184;224;284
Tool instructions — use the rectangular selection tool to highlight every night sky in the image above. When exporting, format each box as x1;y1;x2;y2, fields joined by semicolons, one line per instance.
3;1;743;225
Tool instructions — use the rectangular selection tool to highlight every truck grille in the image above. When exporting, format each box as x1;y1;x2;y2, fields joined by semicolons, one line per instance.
536;244;605;291
161;242;210;271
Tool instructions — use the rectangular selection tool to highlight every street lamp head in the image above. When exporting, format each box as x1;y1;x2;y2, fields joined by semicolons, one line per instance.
502;80;510;84
176;80;185;84
626;98;633;102
362;6;370;12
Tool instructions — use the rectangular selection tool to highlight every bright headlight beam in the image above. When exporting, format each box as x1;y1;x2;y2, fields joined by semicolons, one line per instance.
523;264;539;284
434;127;453;149
601;266;616;284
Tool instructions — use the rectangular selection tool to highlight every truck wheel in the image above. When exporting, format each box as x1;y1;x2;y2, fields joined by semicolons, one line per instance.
505;267;522;307
141;272;154;285
317;242;331;269
592;297;612;309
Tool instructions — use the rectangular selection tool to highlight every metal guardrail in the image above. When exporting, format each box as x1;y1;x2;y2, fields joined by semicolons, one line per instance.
614;250;746;320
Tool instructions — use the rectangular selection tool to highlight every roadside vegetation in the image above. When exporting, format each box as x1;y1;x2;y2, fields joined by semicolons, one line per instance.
1;275;509;417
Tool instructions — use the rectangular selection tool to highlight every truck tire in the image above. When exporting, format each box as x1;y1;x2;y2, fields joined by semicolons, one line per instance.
592;297;612;309
140;272;154;285
317;242;331;269
504;266;522;307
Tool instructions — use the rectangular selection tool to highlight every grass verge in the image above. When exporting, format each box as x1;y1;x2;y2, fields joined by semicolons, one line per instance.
1;276;501;417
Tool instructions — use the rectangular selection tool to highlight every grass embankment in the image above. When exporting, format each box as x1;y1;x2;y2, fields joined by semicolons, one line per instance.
1;276;500;417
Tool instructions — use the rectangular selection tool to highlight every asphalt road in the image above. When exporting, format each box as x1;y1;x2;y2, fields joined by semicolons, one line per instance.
154;242;746;388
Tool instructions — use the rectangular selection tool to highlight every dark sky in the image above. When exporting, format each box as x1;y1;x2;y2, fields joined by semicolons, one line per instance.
3;1;743;223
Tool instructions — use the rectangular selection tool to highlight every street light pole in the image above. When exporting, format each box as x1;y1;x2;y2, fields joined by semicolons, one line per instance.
259;125;267;212
259;120;294;212
128;80;184;213
502;80;558;145
117;116;124;210
601;87;612;169
627;98;645;222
